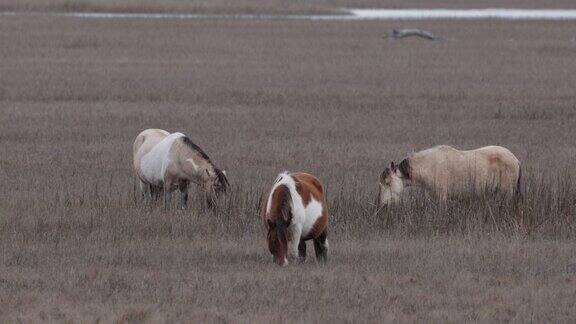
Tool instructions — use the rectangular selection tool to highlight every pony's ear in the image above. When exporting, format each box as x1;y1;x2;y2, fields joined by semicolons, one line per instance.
390;161;396;171
222;170;227;176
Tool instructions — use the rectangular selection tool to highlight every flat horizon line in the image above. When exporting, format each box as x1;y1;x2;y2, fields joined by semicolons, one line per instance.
4;8;576;20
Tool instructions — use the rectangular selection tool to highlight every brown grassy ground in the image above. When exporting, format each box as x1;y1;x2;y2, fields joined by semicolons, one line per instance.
1;14;576;322
3;0;576;14
0;0;341;15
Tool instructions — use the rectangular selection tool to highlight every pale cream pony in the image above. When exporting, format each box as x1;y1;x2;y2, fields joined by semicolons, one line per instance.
133;129;228;209
377;145;521;208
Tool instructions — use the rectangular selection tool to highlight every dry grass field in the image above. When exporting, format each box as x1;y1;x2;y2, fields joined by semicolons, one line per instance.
3;0;576;14
1;10;576;323
0;0;339;15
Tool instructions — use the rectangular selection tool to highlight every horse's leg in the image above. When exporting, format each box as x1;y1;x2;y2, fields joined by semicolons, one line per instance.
139;180;151;204
179;181;189;210
313;230;329;264
150;185;161;202
288;225;302;260
298;240;307;263
154;185;164;204
164;190;172;210
163;180;173;211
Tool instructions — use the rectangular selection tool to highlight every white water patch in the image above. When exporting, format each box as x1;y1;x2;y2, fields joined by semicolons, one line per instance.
3;9;576;20
349;9;576;20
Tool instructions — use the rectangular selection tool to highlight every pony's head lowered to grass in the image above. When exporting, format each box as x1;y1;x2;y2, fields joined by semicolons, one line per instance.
378;161;409;208
203;167;229;208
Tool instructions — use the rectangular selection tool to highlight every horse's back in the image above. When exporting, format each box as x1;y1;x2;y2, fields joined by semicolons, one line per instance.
291;172;325;202
134;129;170;159
410;145;464;180
473;146;519;163
290;172;328;240
413;145;462;164
411;145;520;197
427;145;519;168
468;146;520;174
133;129;171;182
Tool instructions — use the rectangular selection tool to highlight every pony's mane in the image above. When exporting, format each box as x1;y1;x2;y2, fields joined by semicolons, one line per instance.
277;184;292;229
180;135;229;189
214;168;229;188
380;168;391;182
181;135;211;162
398;158;411;179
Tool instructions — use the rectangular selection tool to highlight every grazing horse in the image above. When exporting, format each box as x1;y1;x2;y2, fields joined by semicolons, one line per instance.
133;129;229;209
261;172;329;266
377;145;521;208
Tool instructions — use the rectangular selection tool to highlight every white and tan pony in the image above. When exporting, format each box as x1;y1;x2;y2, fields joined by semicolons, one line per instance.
133;129;229;209
377;145;521;208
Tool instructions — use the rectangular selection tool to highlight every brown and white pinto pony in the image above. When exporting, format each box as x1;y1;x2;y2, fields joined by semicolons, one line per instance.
377;145;521;208
133;129;229;209
261;172;329;266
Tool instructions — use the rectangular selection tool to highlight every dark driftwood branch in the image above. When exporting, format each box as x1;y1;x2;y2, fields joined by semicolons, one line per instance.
391;29;436;41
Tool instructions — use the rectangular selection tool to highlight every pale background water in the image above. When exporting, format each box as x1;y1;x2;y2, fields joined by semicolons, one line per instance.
4;8;576;20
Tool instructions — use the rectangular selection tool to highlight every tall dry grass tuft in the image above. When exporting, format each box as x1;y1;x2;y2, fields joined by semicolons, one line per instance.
345;170;576;240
